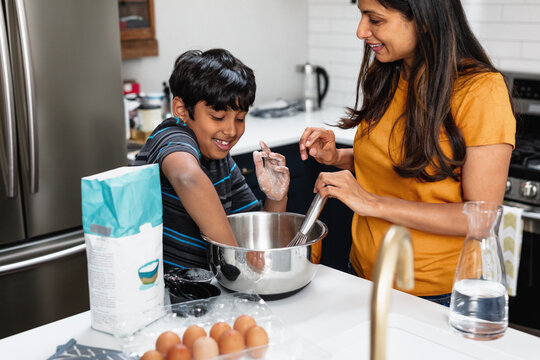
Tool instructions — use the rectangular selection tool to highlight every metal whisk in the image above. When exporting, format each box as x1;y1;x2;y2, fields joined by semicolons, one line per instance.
287;193;327;247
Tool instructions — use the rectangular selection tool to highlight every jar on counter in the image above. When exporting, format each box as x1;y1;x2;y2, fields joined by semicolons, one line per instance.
142;92;165;107
139;104;162;132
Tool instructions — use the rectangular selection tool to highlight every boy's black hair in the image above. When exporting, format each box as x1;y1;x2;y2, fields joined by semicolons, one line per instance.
169;48;256;119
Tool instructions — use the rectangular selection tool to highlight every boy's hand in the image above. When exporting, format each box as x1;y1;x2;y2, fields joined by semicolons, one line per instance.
246;251;265;273
253;141;290;201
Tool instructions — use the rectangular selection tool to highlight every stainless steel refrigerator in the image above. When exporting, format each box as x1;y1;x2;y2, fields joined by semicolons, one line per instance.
0;0;127;338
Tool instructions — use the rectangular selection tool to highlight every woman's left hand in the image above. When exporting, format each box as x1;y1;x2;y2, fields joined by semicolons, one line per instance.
314;170;379;217
253;141;290;201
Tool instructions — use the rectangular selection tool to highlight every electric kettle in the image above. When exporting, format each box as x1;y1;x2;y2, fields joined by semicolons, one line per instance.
297;63;329;112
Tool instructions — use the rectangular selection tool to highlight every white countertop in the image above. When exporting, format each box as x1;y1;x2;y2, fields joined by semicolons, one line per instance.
1;265;538;359
231;106;356;156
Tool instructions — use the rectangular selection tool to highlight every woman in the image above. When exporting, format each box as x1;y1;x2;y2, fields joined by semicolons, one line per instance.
299;0;515;306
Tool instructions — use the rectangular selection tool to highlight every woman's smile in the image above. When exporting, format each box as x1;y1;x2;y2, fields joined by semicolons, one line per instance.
367;42;385;52
356;0;418;71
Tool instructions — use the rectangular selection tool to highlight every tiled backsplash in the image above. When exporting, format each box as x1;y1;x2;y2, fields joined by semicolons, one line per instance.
309;0;540;108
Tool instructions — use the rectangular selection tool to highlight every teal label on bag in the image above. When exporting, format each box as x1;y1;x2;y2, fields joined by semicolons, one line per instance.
81;164;162;238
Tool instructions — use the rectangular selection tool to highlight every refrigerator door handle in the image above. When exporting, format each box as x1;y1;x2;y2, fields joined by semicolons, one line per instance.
0;243;86;275
14;0;38;193
0;4;17;198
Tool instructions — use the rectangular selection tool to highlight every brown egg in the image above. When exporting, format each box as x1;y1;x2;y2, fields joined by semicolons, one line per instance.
218;329;245;355
182;324;207;349
155;331;182;355
140;350;163;360
209;321;231;341
246;326;269;358
192;336;220;360
166;344;191;360
233;315;257;337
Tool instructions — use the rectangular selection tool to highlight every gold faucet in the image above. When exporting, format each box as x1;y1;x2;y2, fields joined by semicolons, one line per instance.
370;225;415;360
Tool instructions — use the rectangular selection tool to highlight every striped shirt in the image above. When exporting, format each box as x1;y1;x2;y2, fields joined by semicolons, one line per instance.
134;117;262;270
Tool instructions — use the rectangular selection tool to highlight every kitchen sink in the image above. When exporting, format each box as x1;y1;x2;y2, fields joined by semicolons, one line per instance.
319;313;520;359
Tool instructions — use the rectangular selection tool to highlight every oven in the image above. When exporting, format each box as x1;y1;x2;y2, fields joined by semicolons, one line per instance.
503;71;540;334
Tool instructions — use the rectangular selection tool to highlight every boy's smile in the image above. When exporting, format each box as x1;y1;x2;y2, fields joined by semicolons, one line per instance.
184;101;247;160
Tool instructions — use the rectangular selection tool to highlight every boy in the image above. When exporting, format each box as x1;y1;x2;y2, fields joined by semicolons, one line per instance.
134;49;289;270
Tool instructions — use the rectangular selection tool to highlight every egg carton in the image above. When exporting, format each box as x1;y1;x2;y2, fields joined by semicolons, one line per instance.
115;292;329;359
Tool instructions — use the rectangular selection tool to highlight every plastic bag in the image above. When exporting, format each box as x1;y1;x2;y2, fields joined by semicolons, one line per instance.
81;164;164;335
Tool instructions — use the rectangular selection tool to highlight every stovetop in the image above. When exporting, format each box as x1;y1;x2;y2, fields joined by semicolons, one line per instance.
510;137;540;181
507;136;540;205
503;71;540;206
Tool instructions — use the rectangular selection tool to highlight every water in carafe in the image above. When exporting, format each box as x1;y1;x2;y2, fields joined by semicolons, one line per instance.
449;201;508;340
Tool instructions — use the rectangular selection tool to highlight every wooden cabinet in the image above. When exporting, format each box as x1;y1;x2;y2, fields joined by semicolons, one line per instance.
118;0;158;59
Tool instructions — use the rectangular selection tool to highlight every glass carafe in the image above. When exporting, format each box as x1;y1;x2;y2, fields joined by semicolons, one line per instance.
449;201;508;340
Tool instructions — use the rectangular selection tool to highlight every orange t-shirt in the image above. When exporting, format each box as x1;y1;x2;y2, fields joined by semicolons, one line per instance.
350;72;516;296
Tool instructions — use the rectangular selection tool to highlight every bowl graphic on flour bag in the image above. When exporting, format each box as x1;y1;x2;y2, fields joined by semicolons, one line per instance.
138;259;159;284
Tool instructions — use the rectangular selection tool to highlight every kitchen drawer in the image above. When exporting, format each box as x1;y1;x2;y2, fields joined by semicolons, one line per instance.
233;152;258;189
287;176;314;214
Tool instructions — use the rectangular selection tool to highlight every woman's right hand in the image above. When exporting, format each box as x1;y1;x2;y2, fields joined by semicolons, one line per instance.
299;127;338;165
314;170;379;218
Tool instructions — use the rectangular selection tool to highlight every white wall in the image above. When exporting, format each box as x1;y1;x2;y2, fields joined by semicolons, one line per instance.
462;0;540;73
121;0;308;107
308;0;360;109
307;0;540;108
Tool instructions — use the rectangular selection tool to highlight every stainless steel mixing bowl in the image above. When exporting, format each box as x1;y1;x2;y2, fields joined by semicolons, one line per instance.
202;212;328;297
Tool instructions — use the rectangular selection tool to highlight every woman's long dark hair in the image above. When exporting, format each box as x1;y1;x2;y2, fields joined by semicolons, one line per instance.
340;0;501;182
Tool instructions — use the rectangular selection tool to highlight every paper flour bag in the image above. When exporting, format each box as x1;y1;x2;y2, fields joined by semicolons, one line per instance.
81;164;164;335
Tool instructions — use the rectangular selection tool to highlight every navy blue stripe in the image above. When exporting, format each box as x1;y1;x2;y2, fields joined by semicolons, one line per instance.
148;128;169;139
213;173;232;186
213;163;238;186
148;121;187;139
162;191;180;200
164;230;206;250
164;259;187;269
173;117;187;126
232;199;260;213
164;226;206;245
158;141;201;157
